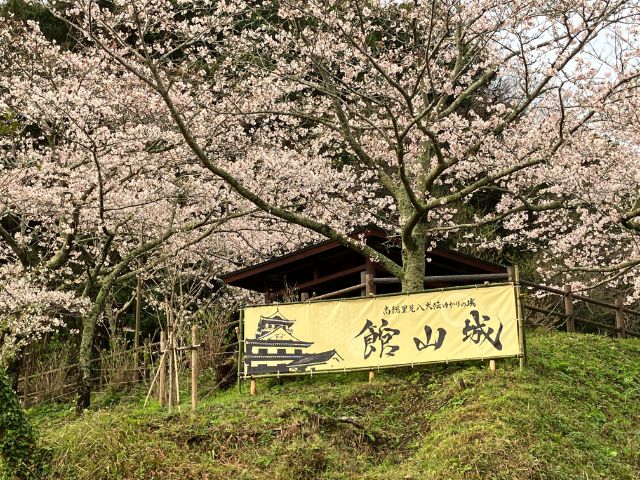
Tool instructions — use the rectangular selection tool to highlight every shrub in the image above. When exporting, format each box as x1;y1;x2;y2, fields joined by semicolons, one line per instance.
0;369;44;479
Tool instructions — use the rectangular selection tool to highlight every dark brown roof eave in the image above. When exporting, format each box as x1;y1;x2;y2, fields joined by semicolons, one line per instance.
221;227;387;284
221;227;506;287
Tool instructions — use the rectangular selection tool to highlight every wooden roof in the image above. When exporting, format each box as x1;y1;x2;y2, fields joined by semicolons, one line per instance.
222;228;506;298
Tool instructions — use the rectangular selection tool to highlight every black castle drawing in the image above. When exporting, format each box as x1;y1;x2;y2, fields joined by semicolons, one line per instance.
244;311;343;375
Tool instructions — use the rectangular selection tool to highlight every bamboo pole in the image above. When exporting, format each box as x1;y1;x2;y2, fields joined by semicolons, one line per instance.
236;330;241;392
510;266;527;369
134;275;142;381
505;266;515;370
159;331;166;407
173;344;181;410
363;271;375;383
313;283;365;300
168;332;174;411
237;310;244;393
144;351;166;407
191;325;198;412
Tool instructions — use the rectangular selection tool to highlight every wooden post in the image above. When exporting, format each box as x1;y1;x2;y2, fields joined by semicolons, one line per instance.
365;258;376;296
191;325;198;412
134;275;142;381
158;331;166;407
168;332;174;410
264;285;271;304
249;378;257;396
143;338;150;383
363;267;376;382
489;359;496;372
507;266;515;283
300;292;309;302
564;285;575;333
616;298;626;339
365;273;375;296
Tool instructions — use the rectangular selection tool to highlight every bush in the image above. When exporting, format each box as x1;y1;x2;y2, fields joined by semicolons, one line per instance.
0;369;44;479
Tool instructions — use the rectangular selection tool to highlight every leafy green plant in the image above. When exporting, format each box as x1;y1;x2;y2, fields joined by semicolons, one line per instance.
0;369;44;479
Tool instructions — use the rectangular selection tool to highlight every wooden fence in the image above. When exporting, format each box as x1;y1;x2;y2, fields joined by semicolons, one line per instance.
308;268;640;339
520;280;640;338
16;270;639;407
17;327;239;408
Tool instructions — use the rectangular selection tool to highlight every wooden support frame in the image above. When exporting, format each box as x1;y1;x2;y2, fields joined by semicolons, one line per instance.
233;268;640;397
508;266;527;370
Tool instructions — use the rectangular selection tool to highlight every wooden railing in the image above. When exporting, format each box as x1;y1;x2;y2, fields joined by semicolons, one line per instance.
305;271;640;339
520;280;640;339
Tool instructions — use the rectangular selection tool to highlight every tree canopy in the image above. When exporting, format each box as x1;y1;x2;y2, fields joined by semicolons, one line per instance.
2;0;640;409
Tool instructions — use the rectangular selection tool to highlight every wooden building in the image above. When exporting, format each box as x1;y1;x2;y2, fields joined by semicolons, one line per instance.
222;228;508;302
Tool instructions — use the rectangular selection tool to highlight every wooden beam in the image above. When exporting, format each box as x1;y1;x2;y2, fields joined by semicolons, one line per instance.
271;265;366;297
313;283;365;300
373;273;508;285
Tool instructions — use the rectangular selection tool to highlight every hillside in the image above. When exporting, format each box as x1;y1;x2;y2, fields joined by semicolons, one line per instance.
25;329;640;480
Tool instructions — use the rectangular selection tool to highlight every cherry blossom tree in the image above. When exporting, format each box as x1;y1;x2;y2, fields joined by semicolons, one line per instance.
22;0;638;294
498;82;640;298
0;264;87;371
0;15;321;408
0;18;271;409
4;0;640;409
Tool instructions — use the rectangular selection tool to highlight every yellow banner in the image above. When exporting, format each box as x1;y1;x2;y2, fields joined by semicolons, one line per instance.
242;284;521;377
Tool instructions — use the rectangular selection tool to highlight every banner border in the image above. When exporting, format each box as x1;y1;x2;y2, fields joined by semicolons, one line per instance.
239;282;523;379
245;281;514;309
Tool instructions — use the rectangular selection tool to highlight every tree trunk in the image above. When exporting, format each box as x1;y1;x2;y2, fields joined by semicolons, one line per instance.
76;288;109;413
76;311;97;413
401;239;426;292
400;214;428;293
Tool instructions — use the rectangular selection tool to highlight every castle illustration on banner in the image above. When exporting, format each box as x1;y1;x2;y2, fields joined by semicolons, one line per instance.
244;311;343;375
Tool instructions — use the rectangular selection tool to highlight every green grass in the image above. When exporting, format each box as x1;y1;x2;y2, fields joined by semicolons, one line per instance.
25;329;640;479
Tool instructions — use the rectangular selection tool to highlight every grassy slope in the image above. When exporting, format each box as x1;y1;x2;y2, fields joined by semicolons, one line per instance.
26;330;640;480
